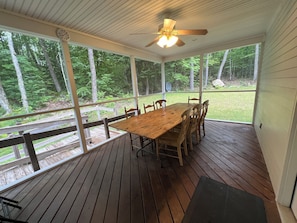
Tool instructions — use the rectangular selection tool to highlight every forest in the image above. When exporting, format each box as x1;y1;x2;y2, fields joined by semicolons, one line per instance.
0;30;259;118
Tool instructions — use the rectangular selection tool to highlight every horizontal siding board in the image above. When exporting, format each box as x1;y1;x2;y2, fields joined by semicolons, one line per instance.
263;58;297;78
264;9;297;62
264;27;297;64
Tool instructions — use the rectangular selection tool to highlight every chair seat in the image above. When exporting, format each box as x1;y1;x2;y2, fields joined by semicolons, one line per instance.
170;104;201;150
158;131;180;146
156;109;191;166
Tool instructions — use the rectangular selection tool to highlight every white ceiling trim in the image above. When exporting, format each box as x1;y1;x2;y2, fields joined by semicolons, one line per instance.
164;34;266;62
0;9;162;63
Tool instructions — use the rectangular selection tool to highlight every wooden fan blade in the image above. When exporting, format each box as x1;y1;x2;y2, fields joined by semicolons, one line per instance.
145;36;161;47
163;18;176;30
175;29;208;35
176;38;185;47
158;24;163;31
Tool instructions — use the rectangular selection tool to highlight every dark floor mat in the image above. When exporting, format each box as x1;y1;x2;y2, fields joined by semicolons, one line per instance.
182;176;267;223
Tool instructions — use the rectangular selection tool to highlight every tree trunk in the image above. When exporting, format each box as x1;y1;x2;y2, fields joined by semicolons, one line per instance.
88;48;97;103
190;57;194;90
39;39;61;92
0;80;11;114
217;49;229;80
24;41;39;67
204;53;209;88
5;31;29;113
229;55;232;80
57;49;70;94
145;77;149;95
253;44;259;81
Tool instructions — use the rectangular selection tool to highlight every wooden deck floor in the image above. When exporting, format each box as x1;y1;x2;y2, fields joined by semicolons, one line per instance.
0;121;281;223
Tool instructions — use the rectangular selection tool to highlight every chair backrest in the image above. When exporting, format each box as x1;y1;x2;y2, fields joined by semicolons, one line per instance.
124;105;140;119
188;96;200;105
177;109;191;143
155;99;166;109
189;104;202;131
201;100;209;122
143;102;155;113
192;104;202;117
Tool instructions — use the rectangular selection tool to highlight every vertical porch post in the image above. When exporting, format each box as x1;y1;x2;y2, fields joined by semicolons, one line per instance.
199;53;204;103
161;61;166;99
59;39;88;154
130;56;139;107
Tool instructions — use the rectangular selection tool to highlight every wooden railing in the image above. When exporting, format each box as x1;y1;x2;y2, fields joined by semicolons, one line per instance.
0;114;126;172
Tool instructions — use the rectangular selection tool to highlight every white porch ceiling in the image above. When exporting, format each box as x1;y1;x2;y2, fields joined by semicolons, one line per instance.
0;0;281;59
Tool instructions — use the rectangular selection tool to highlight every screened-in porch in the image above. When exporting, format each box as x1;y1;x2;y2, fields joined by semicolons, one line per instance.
1;1;297;222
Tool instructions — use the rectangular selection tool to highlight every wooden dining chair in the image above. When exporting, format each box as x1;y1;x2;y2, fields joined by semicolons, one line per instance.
0;196;27;223
143;102;155;113
124;105;153;156
199;100;209;140
172;104;202;151
155;99;166;109
188;104;202;150
124;105;143;151
188;96;200;105
156;108;191;166
124;105;140;119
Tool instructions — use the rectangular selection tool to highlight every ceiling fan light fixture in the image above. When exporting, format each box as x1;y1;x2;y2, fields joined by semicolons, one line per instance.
157;35;167;48
167;35;178;47
157;35;178;48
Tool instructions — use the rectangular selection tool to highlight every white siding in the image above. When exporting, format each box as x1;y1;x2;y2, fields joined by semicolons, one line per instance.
255;0;297;202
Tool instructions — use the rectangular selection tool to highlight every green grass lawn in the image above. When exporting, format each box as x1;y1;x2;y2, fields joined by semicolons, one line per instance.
0;89;255;162
139;91;255;123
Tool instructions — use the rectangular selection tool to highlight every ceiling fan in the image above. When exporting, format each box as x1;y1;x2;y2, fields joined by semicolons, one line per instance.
134;18;208;48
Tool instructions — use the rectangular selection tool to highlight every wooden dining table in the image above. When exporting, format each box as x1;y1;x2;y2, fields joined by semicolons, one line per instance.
109;103;193;139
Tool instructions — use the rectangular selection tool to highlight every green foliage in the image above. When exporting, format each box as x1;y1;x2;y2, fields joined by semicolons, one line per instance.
0;31;64;111
0;30;259;121
70;46;132;100
165;56;200;91
204;45;258;81
135;59;161;95
77;86;91;99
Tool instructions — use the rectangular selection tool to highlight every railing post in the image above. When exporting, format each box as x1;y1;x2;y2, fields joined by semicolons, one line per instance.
23;133;40;171
114;102;119;116
82;115;91;144
9;134;21;159
103;118;110;139
16;122;29;156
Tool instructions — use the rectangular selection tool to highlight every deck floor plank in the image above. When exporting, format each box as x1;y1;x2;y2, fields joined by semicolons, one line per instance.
159;166;184;223
162;162;191;212
27;158;81;222
89;142;116;223
61;147;103;222
117;136;132;223
17;160;72;221
77;135;114;223
90;139;118;223
138;155;159;223
130;142;145;223
148;160;173;223
38;155;90;223
0;121;281;223
104;136;125;223
12;166;61;219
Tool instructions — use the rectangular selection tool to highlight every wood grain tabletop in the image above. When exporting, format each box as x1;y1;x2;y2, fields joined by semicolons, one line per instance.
109;103;192;139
